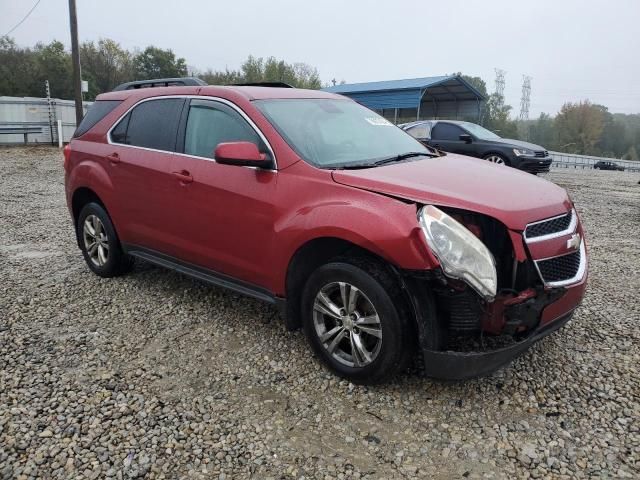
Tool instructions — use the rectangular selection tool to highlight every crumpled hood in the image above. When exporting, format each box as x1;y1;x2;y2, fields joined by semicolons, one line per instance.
332;154;571;231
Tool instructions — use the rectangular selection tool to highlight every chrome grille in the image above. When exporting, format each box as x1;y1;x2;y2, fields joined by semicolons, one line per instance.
525;210;573;240
537;250;581;283
535;150;548;158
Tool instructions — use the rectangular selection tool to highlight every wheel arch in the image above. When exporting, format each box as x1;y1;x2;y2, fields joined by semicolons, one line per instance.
283;236;412;332
72;187;106;224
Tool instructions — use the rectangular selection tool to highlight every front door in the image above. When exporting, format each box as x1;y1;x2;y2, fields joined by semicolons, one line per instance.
165;99;278;289
429;122;477;157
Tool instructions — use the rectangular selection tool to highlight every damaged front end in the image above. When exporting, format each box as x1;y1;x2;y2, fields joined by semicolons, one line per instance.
404;205;587;380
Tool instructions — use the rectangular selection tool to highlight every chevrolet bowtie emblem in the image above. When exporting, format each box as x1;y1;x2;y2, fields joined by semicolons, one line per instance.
567;233;581;250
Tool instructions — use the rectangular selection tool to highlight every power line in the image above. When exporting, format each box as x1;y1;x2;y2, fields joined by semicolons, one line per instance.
2;0;42;37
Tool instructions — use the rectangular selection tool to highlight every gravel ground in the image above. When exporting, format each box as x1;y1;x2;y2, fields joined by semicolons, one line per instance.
0;146;638;480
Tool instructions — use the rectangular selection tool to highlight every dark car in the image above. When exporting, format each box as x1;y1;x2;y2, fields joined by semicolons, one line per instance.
64;80;587;383
594;160;624;171
401;120;552;174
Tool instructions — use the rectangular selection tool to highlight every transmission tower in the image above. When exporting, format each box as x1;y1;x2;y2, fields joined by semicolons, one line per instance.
494;68;506;101
519;76;532;121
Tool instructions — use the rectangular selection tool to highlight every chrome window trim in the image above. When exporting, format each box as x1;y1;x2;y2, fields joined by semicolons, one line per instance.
524;209;576;244
533;240;586;288
106;94;278;171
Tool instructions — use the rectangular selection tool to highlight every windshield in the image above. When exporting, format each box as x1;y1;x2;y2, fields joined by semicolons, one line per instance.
254;99;429;167
458;122;501;140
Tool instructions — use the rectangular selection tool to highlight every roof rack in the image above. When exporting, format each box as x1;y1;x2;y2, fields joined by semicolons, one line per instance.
233;82;293;88
112;77;207;91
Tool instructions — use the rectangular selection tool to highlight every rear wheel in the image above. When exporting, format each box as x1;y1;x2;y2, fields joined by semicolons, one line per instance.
484;153;509;166
302;260;413;384
77;202;133;277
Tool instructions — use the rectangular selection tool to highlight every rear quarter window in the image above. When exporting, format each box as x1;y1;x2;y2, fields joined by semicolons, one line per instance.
73;100;122;138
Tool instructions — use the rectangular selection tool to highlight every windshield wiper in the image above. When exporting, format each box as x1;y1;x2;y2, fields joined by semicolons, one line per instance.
372;151;437;166
330;151;437;170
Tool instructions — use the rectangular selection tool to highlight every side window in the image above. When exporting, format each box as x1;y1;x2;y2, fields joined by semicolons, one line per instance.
407;124;430;139
110;113;130;144
431;123;464;141
73;100;121;138
112;98;184;151
184;100;262;159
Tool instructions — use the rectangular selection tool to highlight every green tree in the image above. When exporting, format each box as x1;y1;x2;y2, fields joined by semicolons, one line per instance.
134;46;187;79
554;101;605;154
484;93;519;138
456;73;488;97
80;39;135;100
33;40;74;99
0;36;40;97
200;55;321;89
528;113;557;150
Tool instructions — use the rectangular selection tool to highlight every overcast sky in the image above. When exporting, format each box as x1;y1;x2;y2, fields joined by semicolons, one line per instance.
3;0;639;116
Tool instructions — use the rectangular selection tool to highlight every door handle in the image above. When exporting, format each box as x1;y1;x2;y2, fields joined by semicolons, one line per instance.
106;152;120;164
172;170;193;184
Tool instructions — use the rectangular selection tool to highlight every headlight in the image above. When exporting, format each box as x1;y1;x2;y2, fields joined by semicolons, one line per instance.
418;205;497;301
513;148;534;156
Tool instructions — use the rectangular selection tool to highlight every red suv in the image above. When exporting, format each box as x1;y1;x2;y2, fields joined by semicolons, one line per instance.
64;81;588;383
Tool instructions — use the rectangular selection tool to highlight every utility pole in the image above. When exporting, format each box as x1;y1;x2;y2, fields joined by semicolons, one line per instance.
68;0;83;125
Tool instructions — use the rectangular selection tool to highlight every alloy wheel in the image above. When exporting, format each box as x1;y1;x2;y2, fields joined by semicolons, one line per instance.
312;282;382;367
83;214;109;267
486;155;506;165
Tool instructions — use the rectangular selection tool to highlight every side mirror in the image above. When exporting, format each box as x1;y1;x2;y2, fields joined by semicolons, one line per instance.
459;134;473;144
214;141;273;168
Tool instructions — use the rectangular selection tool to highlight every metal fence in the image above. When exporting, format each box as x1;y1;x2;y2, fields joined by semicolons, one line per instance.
550;151;640;172
0;96;91;146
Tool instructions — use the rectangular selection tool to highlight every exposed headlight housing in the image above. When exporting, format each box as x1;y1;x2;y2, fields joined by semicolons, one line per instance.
418;205;497;301
513;148;534;157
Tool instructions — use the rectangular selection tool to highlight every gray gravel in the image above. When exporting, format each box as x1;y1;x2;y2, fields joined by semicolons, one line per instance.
1;146;638;479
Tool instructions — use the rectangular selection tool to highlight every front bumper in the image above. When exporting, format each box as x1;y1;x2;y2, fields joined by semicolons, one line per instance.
402;267;587;380
420;310;574;380
516;156;552;173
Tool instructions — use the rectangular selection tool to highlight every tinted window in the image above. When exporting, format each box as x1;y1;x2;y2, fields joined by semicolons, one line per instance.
110;113;130;144
117;98;184;151
184;100;262;158
407;124;430;139
431;123;464;141
73;100;121;138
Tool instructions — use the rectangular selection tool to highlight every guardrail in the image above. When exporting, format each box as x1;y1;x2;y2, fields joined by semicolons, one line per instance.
550;151;640;172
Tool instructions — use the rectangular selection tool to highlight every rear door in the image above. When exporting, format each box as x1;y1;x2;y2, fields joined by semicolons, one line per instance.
106;97;186;255
164;98;278;288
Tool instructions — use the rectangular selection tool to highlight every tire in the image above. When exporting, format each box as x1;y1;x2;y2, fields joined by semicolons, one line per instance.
77;202;133;277
483;153;510;166
301;260;414;384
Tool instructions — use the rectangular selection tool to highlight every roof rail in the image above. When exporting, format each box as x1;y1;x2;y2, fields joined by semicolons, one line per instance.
112;77;207;91
233;82;294;88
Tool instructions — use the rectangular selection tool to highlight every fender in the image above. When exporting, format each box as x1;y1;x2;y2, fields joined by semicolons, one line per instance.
270;186;439;295
66;156;117;226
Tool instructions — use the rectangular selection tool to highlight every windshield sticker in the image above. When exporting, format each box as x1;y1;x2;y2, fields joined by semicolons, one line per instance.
364;117;393;126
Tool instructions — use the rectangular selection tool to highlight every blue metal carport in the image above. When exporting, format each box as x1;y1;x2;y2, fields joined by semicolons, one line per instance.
323;75;486;124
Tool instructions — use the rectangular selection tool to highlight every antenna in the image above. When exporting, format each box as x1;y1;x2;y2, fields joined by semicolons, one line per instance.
519;75;531;121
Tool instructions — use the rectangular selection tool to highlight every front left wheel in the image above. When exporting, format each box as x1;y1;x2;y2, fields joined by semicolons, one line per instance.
301;260;413;384
77;202;133;277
